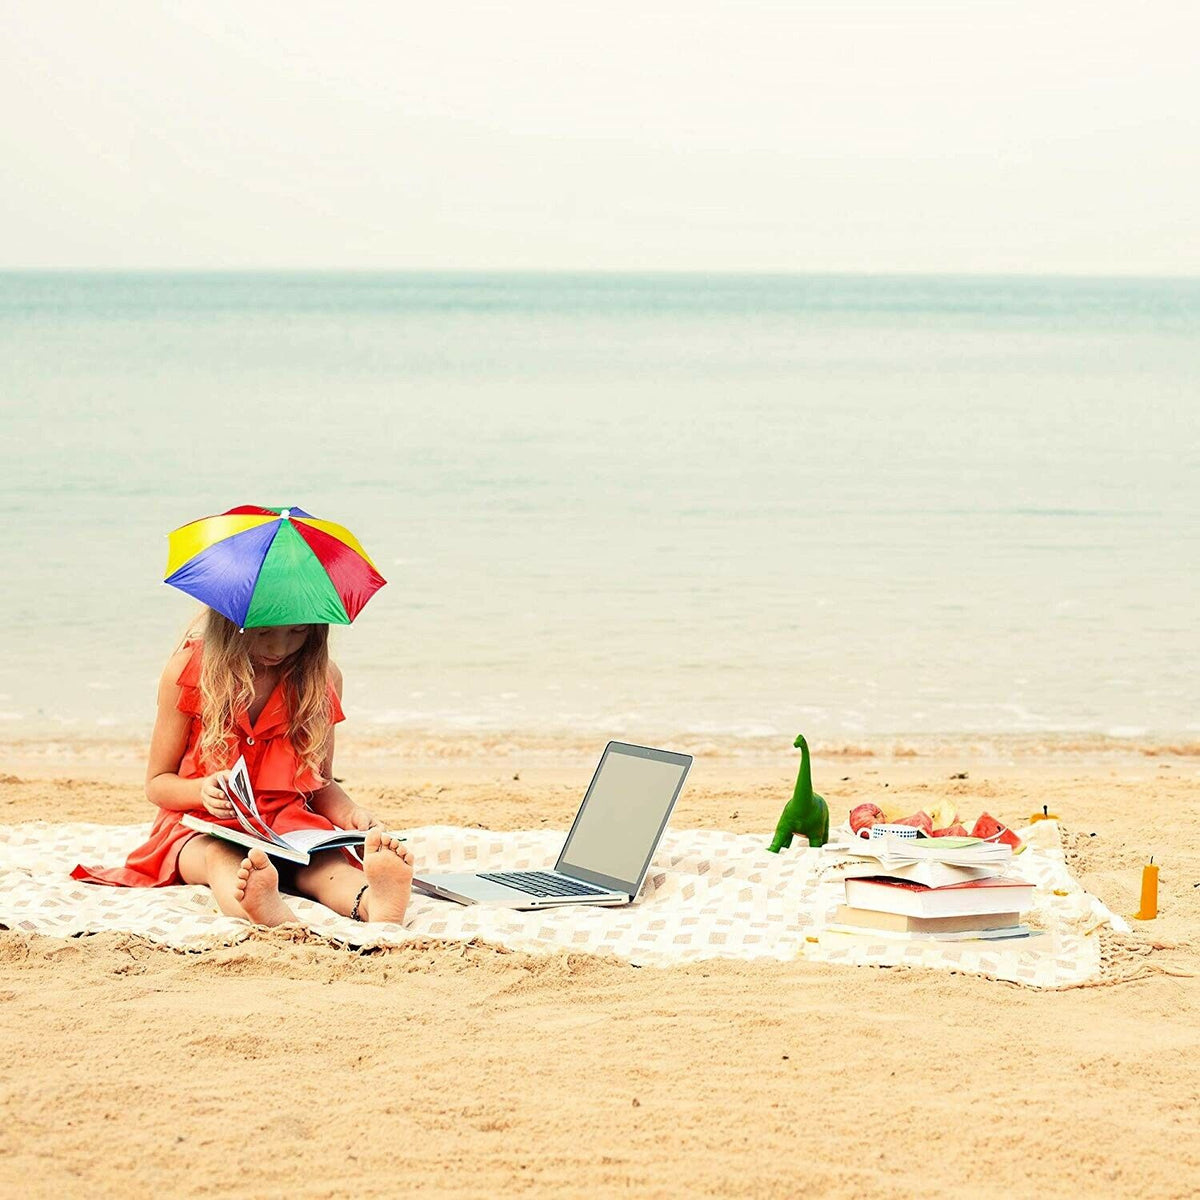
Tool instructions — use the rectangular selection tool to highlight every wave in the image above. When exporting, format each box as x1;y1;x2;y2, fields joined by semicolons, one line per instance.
4;728;1198;767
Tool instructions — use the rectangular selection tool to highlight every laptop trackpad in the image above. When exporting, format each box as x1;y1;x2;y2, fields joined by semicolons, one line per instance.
414;872;534;907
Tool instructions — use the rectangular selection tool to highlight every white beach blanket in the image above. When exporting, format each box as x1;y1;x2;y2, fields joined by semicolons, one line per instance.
0;820;1127;987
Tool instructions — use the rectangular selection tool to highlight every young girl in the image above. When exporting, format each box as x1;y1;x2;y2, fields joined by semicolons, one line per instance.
73;609;414;926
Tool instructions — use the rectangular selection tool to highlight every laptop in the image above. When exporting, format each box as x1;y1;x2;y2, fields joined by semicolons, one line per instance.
413;741;692;909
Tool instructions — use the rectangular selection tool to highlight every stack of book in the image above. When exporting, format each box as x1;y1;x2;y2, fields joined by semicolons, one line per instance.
826;836;1035;941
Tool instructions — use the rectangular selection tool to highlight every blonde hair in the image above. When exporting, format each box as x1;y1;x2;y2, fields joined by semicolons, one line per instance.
184;608;333;787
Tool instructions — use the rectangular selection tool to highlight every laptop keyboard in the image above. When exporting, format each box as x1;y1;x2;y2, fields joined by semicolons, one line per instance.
478;870;611;898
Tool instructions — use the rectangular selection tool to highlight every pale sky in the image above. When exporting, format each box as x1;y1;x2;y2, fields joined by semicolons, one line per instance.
1;1;1197;273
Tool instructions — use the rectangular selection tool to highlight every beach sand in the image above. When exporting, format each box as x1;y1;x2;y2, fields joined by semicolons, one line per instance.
1;746;1198;1198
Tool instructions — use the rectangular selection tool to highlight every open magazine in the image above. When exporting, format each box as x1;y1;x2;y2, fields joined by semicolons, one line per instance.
181;755;385;866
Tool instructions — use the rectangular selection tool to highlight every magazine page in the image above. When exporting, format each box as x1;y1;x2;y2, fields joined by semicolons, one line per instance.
219;759;283;845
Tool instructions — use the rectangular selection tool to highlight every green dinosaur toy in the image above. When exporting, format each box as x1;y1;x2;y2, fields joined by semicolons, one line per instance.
767;734;830;852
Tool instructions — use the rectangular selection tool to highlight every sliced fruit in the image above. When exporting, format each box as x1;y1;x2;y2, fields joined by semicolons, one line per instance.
892;811;934;836
928;799;959;832
970;812;1022;850
931;823;969;837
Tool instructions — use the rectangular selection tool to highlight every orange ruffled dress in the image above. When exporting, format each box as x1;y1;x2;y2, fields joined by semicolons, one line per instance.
72;639;349;888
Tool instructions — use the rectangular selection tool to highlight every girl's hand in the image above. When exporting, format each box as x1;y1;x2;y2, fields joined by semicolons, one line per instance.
199;771;235;818
345;805;382;831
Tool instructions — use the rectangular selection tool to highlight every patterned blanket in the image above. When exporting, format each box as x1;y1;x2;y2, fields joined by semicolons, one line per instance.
0;819;1126;987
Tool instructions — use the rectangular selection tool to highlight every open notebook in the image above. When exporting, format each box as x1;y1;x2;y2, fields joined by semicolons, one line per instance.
180;756;385;865
825;833;1018;889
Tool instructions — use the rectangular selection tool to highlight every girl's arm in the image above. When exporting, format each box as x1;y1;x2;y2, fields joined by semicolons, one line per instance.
145;651;219;812
308;664;380;830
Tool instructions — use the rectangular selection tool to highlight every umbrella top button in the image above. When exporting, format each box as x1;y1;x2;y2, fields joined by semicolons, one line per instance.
280;509;291;520
246;737;255;745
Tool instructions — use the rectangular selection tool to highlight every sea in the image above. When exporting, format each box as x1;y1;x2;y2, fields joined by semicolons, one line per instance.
1;272;1197;756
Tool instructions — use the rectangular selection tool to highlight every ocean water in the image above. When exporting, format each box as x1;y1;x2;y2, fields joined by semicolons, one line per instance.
0;272;1197;750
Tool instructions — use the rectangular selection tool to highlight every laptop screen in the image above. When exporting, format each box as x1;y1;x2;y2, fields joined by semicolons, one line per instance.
556;743;692;894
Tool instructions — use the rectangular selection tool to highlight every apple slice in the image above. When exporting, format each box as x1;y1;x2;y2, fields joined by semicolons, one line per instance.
928;799;959;832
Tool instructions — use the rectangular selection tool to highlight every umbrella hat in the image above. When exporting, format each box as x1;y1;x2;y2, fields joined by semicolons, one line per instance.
164;505;386;628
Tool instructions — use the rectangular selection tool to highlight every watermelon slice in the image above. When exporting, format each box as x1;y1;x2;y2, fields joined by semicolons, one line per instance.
931;823;969;837
970;812;1022;850
893;811;934;836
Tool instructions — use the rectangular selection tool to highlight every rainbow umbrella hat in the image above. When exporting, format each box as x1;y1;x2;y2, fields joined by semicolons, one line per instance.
164;505;386;628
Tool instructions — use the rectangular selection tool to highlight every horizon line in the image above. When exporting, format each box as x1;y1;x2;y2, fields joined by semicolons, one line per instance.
2;267;1199;282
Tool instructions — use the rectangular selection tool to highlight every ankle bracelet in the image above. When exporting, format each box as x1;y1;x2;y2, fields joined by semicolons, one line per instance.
351;883;369;922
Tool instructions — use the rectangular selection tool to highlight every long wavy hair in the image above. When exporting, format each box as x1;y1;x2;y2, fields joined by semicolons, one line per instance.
179;608;332;786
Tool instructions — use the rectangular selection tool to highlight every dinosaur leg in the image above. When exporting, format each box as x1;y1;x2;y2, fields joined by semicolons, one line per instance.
814;800;830;849
767;818;795;854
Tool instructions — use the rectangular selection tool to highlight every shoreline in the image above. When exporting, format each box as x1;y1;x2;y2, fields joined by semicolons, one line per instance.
3;727;1198;783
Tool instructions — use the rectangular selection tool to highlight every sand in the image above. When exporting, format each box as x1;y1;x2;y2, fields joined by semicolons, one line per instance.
1;746;1198;1198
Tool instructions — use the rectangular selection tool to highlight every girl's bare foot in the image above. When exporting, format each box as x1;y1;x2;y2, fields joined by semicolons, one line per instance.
360;830;414;924
233;848;298;927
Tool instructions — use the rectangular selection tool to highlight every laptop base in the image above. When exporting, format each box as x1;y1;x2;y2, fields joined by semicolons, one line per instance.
413;872;629;910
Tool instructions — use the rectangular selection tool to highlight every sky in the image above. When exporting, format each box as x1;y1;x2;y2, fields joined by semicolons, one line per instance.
1;1;1197;273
